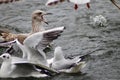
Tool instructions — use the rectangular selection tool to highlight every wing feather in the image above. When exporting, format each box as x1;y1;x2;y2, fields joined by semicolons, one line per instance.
24;26;65;50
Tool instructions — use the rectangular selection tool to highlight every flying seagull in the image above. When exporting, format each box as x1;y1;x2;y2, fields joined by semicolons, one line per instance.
46;0;120;10
46;0;90;10
0;0;119;10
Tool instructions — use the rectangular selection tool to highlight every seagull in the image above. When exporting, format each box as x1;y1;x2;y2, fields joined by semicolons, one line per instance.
0;26;65;67
46;0;90;10
0;53;57;78
0;0;119;10
49;46;86;73
0;10;51;44
46;0;120;10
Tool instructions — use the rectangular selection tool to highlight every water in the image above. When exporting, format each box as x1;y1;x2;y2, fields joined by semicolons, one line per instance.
0;0;120;80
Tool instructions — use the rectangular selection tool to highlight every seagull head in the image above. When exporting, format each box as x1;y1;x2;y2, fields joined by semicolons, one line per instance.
32;10;52;25
54;46;64;61
0;53;11;61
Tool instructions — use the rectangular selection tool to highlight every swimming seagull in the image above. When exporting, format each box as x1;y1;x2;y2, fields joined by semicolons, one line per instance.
49;46;86;73
0;26;65;66
46;0;90;10
1;10;51;44
0;53;55;78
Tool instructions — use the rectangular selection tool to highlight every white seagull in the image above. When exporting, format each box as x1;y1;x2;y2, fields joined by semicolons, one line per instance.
46;0;120;10
0;0;120;10
0;26;65;67
0;53;56;78
48;46;86;73
46;0;90;10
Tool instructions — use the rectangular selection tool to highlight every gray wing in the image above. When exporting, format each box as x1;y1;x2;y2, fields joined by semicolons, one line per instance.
12;62;58;76
11;56;58;73
35;26;65;62
12;62;38;75
11;56;29;63
24;26;65;50
36;28;64;50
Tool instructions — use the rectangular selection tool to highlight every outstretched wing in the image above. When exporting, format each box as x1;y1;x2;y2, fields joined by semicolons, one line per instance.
13;61;58;75
36;26;65;50
23;26;65;50
23;26;65;66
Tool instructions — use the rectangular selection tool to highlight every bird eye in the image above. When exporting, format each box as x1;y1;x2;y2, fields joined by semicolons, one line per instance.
3;55;6;58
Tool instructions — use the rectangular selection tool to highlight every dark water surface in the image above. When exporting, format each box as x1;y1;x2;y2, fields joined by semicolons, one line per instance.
0;0;120;80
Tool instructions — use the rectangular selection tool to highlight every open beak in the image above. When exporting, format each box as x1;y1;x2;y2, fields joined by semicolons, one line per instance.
110;0;120;10
44;13;53;15
43;21;49;25
42;12;53;25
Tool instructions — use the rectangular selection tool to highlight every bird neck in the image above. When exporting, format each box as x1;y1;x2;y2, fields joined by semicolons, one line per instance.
31;20;45;33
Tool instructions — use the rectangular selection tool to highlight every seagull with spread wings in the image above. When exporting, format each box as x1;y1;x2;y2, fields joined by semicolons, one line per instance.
0;26;65;67
0;10;50;44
